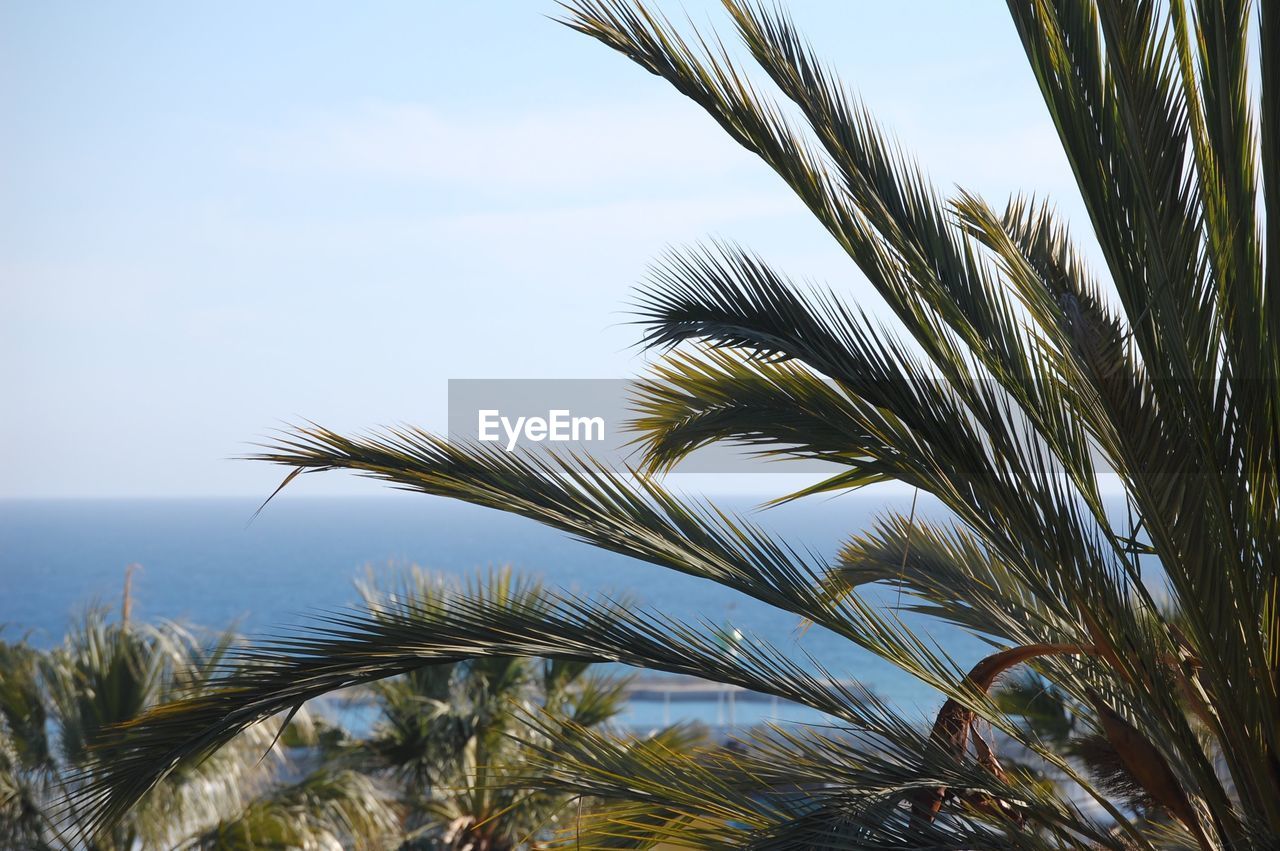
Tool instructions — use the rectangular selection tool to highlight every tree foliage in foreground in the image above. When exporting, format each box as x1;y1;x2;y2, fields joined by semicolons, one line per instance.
0;602;398;850
1;571;639;850
69;0;1280;847
336;567;650;851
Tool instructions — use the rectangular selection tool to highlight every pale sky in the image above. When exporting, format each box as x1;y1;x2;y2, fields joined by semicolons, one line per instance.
0;1;1088;498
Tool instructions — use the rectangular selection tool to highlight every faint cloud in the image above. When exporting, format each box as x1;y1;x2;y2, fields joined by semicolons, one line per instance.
242;100;758;192
181;191;807;278
427;194;802;242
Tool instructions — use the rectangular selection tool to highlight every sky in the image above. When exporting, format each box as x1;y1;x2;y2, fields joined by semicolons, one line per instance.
0;1;1090;498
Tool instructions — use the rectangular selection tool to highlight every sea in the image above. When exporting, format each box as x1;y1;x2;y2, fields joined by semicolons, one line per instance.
0;493;984;731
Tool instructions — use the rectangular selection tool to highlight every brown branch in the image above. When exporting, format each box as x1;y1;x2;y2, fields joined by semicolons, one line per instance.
911;639;1213;848
1087;690;1211;849
911;643;1092;823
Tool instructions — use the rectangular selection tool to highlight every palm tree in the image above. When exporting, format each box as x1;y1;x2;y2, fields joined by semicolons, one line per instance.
0;596;397;849
334;568;639;850
72;0;1278;847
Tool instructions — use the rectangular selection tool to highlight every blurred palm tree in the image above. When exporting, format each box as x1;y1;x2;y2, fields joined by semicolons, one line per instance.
69;0;1280;847
0;593;397;849
335;568;638;850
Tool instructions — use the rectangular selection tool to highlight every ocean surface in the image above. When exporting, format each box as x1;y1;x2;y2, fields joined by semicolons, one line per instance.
0;493;983;729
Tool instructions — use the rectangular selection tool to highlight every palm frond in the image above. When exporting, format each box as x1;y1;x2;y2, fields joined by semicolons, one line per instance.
520;709;1124;850
830;513;1077;646
67;573;929;837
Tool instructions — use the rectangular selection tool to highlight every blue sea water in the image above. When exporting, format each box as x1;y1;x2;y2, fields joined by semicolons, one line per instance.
0;493;981;729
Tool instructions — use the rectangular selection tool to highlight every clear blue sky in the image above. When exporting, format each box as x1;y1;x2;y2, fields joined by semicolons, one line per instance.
1;1;1088;498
